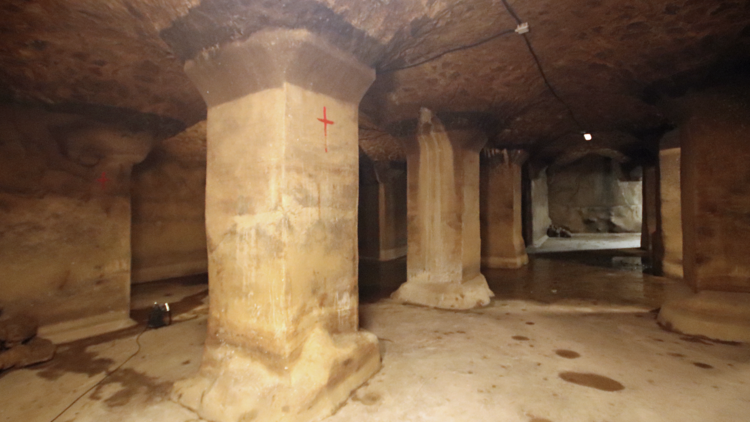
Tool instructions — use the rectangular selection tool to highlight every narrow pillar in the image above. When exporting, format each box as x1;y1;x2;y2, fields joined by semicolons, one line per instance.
171;29;380;422
358;155;407;261
641;164;659;266
480;149;529;268
658;89;750;342
391;108;494;309
657;130;683;278
529;165;552;247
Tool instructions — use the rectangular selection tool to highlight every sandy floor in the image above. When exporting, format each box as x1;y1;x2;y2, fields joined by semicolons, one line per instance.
2;256;749;422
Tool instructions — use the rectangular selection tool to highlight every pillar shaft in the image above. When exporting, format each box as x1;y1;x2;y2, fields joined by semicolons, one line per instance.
658;131;683;278
641;164;659;265
31;122;152;343
658;89;750;342
391;108;493;309
480;149;529;268
172;29;379;422
680;95;750;292
359;158;407;261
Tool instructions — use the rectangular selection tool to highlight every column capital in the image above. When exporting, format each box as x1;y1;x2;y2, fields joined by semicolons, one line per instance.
185;28;375;108
481;148;529;167
393;108;492;154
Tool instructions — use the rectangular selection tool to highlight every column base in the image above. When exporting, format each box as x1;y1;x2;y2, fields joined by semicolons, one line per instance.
661;260;684;279
172;327;380;422
391;273;494;310
658;286;750;342
481;254;529;269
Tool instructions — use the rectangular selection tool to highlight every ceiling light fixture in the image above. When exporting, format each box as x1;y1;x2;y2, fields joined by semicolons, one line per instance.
583;132;592;141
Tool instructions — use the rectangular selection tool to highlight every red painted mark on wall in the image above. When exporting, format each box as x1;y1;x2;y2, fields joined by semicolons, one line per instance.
97;171;109;189
317;106;334;152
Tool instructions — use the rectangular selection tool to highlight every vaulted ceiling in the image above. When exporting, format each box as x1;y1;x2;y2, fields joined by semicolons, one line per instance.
1;0;749;161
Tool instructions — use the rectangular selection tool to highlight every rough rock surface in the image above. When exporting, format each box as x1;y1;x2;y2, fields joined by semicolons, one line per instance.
0;0;748;154
0;337;56;371
548;154;643;233
0;314;38;348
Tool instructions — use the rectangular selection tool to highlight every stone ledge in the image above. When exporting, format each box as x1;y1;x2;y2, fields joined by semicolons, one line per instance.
38;311;136;344
658;286;750;343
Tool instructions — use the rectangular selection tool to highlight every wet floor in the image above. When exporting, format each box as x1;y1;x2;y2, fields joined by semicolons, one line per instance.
360;248;669;308
2;251;748;422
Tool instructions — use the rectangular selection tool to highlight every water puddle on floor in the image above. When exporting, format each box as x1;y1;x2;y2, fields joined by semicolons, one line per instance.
554;349;580;359
558;371;625;391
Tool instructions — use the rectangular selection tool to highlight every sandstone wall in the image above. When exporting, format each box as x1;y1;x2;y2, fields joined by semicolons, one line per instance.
548;155;642;233
0;105;151;331
531;167;551;245
131;150;207;283
358;157;407;261
658;131;683;278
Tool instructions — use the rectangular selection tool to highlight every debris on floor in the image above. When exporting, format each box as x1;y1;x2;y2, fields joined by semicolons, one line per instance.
0;313;56;371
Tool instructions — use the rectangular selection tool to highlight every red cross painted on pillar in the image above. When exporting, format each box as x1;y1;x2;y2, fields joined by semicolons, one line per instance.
97;171;109;189
317;106;334;153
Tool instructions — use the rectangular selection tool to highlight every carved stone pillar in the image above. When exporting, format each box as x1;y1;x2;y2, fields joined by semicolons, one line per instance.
657;130;683;278
171;29;380;422
390;108;494;309
658;89;750;342
359;156;407;261
480;148;529;268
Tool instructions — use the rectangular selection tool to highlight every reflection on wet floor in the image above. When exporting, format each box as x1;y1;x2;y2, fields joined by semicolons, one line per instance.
359;249;672;308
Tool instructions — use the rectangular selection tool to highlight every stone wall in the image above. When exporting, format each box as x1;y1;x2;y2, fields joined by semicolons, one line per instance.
548;155;642;233
131;149;207;283
0;105;152;336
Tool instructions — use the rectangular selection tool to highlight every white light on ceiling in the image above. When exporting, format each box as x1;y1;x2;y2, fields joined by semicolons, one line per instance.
583;132;592;141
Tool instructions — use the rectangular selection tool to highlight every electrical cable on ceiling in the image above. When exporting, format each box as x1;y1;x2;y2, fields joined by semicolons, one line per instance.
499;0;589;138
378;28;516;74
378;0;591;140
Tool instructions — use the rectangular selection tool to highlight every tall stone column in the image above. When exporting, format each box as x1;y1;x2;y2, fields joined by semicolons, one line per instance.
480;148;529;269
32;122;153;343
657;130;683;278
658;89;750;342
391;108;494;309
641;164;660;266
171;29;380;422
359;155;407;261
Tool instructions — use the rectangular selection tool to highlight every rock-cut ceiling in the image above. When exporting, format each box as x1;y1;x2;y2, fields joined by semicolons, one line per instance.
1;0;749;161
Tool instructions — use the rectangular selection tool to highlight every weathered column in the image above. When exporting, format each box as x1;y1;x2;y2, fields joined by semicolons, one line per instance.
656;130;683;278
641;164;659;265
658;89;750;341
0;106;152;343
171;29;380;422
480;148;529;268
391;108;494;309
358;155;407;261
528;165;552;247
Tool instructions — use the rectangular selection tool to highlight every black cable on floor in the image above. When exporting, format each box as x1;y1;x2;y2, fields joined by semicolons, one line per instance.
48;326;149;422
